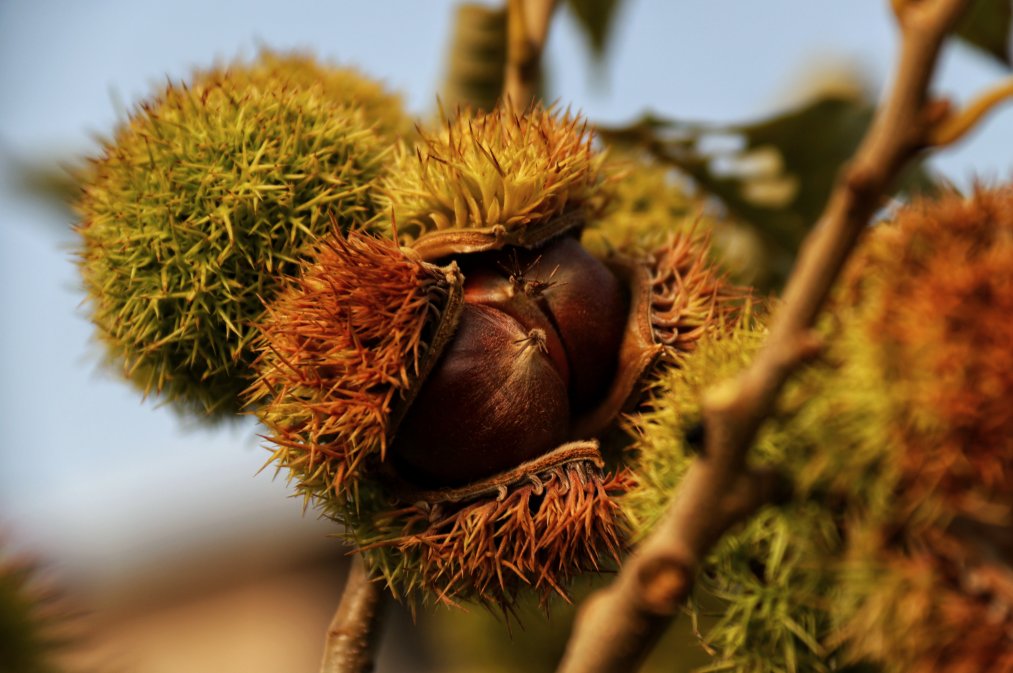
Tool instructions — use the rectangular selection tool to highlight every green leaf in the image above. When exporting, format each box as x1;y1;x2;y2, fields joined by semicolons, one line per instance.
955;0;1012;67
565;0;624;59
598;95;938;266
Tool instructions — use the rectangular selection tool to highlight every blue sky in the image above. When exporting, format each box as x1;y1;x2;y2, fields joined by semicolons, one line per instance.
0;0;1010;579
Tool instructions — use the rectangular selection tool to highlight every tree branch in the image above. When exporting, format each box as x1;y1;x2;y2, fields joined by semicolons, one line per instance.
556;1;977;671
503;0;559;108
320;555;386;673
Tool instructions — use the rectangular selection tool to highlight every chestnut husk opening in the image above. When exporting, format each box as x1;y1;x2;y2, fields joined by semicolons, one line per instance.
384;218;675;493
354;221;720;608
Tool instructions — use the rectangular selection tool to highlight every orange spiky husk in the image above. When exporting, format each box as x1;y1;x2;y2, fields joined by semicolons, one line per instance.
353;444;633;610
647;228;750;352
837;526;1013;673
249;229;464;507
841;186;1013;519
829;186;1013;673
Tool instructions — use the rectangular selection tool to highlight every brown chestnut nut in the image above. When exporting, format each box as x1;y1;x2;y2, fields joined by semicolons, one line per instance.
390;302;570;487
462;266;570;385
513;235;628;413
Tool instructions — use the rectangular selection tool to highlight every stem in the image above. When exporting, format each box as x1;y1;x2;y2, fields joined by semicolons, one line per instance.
503;0;559;108
556;1;974;671
320;556;386;673
443;4;509;112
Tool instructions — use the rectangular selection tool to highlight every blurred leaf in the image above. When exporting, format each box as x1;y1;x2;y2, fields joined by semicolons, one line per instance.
566;0;624;59
599;95;939;263
954;0;1012;67
1;147;84;237
14;161;81;210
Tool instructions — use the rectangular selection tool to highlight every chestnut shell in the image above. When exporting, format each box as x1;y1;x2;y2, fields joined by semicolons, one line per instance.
390;302;570;487
516;235;628;413
462;266;571;385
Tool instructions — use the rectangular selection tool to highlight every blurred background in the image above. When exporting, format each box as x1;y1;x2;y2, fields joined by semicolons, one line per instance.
0;1;1010;671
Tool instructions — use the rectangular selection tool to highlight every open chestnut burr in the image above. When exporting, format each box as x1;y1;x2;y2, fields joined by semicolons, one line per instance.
249;105;744;608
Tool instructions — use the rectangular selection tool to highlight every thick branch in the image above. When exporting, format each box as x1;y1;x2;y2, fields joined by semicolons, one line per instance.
320;556;386;673
503;0;559;108
557;1;973;671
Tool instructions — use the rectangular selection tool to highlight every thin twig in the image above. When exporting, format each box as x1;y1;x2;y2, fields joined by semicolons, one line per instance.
556;1;978;671
929;78;1013;146
503;0;559;108
320;555;387;673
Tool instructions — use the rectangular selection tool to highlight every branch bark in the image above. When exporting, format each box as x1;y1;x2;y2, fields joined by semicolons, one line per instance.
556;1;974;671
320;556;386;673
503;0;559;108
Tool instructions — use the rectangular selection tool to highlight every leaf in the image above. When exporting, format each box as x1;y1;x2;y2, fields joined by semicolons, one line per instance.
2;149;85;236
565;0;624;59
955;0;1012;67
13;160;81;209
599;95;939;261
